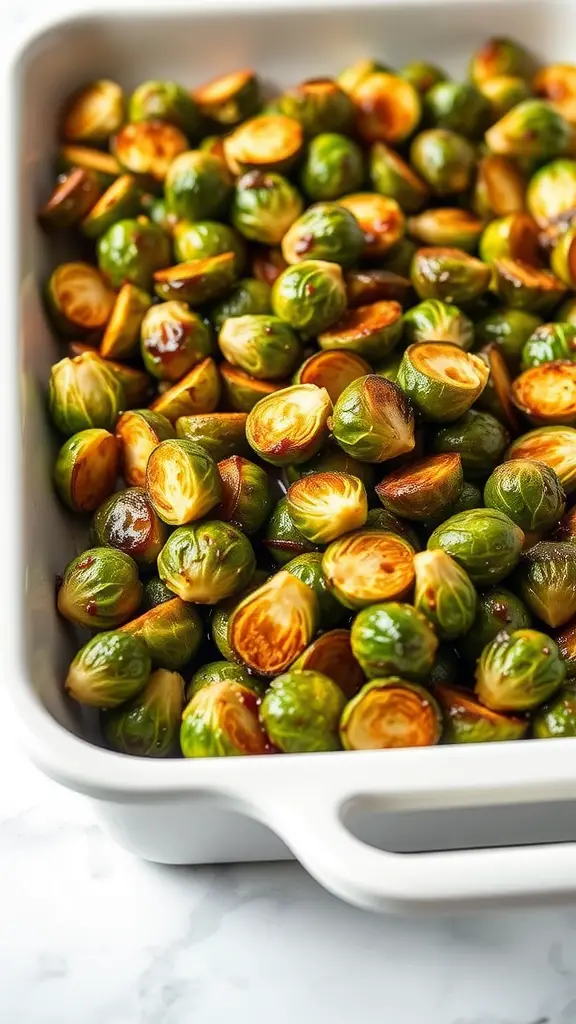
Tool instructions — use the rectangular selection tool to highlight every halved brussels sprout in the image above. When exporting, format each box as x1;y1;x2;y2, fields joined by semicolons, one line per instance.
475;308;544;373
323;530;415;609
435;685;528;743
47;262;116;335
281;203;365;268
211;570;270;661
188;661;263;700
113;120;188;182
153;253;237;306
271;259;348;338
410;129;476;195
120;598;203;670
115;409;174;487
97;218;171;290
194;68;260;126
331;373;415;462
485;100;571;159
340;677;442;749
506;426;576;494
425;81;491;139
411;248;491;304
352;72;421;144
158;520;255;604
263;496;319;565
57;547;142;629
140;301;212;382
369;142;428;213
216;455;271;535
534;63;576;104
181;681;272;757
103;668;185;757
484;458;565;534
478;75;532;119
469;37;534;85
275;78;354;136
39;167;103;229
173;220;246;272
514;541;576;627
429;646;460;688
433;410;510;479
479;212;540;267
351;601;438;680
475;628;566;711
376;453;463;522
413;549;477;640
346;272;411;315
400;61;447;94
460;587;532;667
146;438;221;525
128;80;201;135
287;444;375;490
61;79;124;144
337;193;405;257
408;208;484;253
176;413;250;463
149;358;221;422
293;629;363;698
92;486;167;567
428;509;524;585
223;114;304;174
143;576;175;610
246;383;332;466
301;133;364;202
511;362;576;426
65;631;151;709
218;314;301;380
526;158;576;227
551;225;576;287
533;682;576;738
473;154;527;218
54;429;119;513
365;507;421;550
260;669;345;753
403;299;474;350
317;300;403;364
474;343;521;435
284;553;346;630
554;621;576;679
287;471;367;544
231;170;303;245
165;150;232;220
210;278;271;333
99;283;152;360
338;59;390;95
58;145;121;180
229;570;318;676
294;350;370;404
49;352;123;436
397;343;489;423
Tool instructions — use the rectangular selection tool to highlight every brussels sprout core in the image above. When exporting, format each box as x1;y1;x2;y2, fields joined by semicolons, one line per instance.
322;530;415;609
340;678;442;749
287;471;368;543
246;383;332;465
229;571;318;676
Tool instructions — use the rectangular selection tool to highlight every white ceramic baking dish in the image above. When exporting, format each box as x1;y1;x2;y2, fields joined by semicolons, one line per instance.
8;0;576;913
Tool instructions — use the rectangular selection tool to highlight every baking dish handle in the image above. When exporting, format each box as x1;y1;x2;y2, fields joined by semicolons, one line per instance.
262;791;576;912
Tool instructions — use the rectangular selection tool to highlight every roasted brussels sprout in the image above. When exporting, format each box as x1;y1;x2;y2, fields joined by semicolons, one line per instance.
113;120;188;182
338;59;390;95
187;660;263;699
47;262;116;335
173;219;245;272
220;364;286;413
506;426;576;494
475;628;566;711
369;142;428;213
340;677;442;749
210;278;271;332
120;598;202;670
57;547;142;629
352;72;421;144
158;520;255;603
39;167;103;230
514;541;576;627
61;79;124;144
408;208;484;253
511;362;576;426
58;144;121;179
103;668;185;757
410;129;476;195
376;453;463;523
553;620;576;679
275;78;354;136
460;587;532;666
292;629;363;698
484;459;565;533
479;75;532;119
193;69;261;126
260;669;345;753
479;212;540;267
218;314;301;380
263;496;319;565
153;252;237;305
351;601;438;680
317;300;403;364
92;487;167;567
397;343;489;423
54;429;119;513
140;301;212;382
403;299;474;350
231;170;303;245
229;570;318;676
143;576;174;610
97;218;171;290
271;259;347;337
211;570;270;661
400;60;447;94
181;681;272;757
323;530;415;609
413;549;477;640
150;358;222;421
485;100;571;159
65;630;151;709
411;248;491;304
287;471;367;544
146;438;221;525
293;350;370;404
337;192;405;257
331;374;415;462
176;412;249;461
469;37;534;85
425;81;491;139
300;133;364;201
433;410;510;478
473;153;527;219
284;552;345;630
533;682;576;738
435;685;528;743
115;409;174;488
526;158;576;227
216;455;271;535
129;80;200;136
246;383;332;466
49;352;123;437
164;150;232;220
281;203;364;268
99;283;152;359
475;308;544;373
428;509;524;585
224;114;304;174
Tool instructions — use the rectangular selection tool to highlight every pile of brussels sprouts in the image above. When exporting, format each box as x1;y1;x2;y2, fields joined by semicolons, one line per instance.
42;42;576;758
